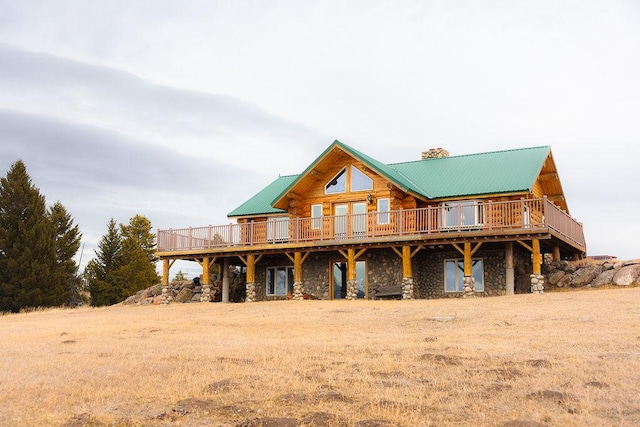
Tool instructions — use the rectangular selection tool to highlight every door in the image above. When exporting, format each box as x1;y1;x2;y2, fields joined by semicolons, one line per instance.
334;204;348;238
332;260;367;299
352;202;367;237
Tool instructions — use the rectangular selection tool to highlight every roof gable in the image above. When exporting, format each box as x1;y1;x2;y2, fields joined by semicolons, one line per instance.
228;142;565;217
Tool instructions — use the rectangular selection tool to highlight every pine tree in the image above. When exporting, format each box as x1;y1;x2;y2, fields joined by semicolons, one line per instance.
48;201;82;306
85;218;123;306
0;160;56;312
118;215;159;295
85;215;159;306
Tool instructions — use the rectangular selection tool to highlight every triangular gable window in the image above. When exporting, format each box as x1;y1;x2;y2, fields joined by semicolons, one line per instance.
325;168;346;194
350;166;373;191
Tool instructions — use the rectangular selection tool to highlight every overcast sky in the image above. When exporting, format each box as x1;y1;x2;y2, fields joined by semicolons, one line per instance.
1;1;639;276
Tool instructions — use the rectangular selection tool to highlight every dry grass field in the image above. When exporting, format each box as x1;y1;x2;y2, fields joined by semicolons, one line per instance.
2;287;640;427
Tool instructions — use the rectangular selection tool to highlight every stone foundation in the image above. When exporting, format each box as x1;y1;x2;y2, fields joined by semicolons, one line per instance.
161;285;171;304
530;274;544;294
462;276;475;298
292;281;304;300
245;282;256;302
345;279;358;300
200;284;211;302
402;277;414;300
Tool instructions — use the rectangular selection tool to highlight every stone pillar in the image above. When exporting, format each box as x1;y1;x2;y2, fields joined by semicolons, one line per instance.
222;258;230;303
462;276;475;298
402;277;414;300
531;274;545;294
345;279;358;300
293;281;304;300
245;282;256;302
505;242;515;295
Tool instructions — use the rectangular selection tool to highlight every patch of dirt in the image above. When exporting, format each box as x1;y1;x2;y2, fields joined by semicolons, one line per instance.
277;392;309;405
237;417;298;427
61;340;77;344
419;353;463;366
489;367;523;380
205;379;232;394
356;419;399;427
300;411;342;426
61;413;105;427
526;390;574;403
524;359;551;368
500;421;543;427
316;390;353;403
585;380;609;388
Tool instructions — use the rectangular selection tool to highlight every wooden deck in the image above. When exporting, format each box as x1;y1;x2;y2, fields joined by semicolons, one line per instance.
157;198;585;256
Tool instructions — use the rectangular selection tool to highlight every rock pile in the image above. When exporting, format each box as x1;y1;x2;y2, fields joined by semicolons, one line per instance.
122;277;247;305
544;259;640;289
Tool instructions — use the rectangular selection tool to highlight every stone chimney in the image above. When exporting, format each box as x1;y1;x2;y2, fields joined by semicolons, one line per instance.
421;147;450;159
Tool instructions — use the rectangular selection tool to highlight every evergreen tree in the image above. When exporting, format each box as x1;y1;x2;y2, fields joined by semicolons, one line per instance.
0;160;56;312
85;215;159;306
85;218;123;306
48;201;82;306
118;214;159;294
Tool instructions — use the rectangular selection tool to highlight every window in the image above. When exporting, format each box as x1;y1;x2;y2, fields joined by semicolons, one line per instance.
266;266;295;296
311;204;323;229
267;217;289;242
444;258;484;292
350;166;373;191
325;168;346;194
441;201;484;229
377;198;390;224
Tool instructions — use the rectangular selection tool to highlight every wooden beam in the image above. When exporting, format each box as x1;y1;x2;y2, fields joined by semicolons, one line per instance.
246;254;256;283
517;240;533;252
354;248;367;260
539;172;559;181
552;246;561;262
294;252;303;283
338;249;348;260
202;256;210;285
347;249;356;281
411;245;424;258
532;239;542;275
162;259;170;286
402;245;412;278
463;242;472;277
284;253;295;263
547;195;565;202
470;242;483;256
452;243;464;256
391;246;403;258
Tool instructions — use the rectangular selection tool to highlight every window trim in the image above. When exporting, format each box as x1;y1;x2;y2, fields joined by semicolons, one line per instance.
377;198;390;225
325;168;347;194
311;204;323;230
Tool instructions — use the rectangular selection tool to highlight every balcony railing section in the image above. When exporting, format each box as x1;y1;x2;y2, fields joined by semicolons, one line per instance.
157;197;585;252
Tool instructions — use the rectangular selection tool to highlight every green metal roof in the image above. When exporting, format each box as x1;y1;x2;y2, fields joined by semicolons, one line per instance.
228;142;551;217
391;146;551;199
227;174;297;217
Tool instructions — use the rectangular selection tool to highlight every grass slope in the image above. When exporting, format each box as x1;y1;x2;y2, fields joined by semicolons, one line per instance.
1;288;640;426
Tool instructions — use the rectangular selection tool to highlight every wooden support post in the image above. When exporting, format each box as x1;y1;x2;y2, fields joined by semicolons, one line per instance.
532;239;542;276
463;242;472;277
202;257;210;285
505;242;514;295
245;254;256;302
552;246;561;262
347;248;357;300
402;245;412;279
162;259;170;286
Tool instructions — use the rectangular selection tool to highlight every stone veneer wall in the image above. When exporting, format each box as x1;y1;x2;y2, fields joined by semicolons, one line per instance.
413;250;510;298
252;247;534;301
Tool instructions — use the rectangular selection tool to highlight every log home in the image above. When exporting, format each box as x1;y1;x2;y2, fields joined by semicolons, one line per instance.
156;140;585;302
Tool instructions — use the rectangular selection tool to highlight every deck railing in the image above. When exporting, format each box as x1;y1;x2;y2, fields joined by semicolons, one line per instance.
157;197;585;252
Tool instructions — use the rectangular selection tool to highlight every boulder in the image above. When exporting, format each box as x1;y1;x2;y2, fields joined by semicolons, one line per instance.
571;266;601;287
591;270;617;287
174;288;194;303
612;264;640;286
556;274;573;288
548;270;566;286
